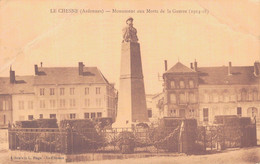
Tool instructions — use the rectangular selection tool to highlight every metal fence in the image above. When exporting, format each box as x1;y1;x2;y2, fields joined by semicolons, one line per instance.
8;126;184;154
196;124;257;151
8;124;257;154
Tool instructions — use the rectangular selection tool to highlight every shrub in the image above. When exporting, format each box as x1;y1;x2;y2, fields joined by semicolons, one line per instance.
37;119;58;128
15;120;38;128
117;131;135;154
60;119;105;153
136;122;149;129
15;119;58;128
93;117;113;129
150;127;180;152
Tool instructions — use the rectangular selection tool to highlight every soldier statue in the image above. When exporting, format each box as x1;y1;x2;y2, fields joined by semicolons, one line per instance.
122;17;138;43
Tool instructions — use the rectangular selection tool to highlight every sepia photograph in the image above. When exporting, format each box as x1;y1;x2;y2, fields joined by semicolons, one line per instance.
0;0;260;163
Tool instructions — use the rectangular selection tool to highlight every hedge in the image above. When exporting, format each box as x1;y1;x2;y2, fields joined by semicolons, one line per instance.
15;119;58;128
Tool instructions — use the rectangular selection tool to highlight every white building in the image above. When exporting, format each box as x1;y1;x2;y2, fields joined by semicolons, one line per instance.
0;62;117;124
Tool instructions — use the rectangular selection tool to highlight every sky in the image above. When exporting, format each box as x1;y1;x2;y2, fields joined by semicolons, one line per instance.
0;0;260;94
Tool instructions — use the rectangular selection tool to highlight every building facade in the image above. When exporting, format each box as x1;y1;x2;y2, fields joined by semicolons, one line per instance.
162;61;260;125
0;62;117;125
146;93;164;124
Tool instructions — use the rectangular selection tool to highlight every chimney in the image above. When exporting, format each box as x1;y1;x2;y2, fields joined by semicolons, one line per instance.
164;60;168;71
194;60;198;71
79;62;84;75
254;61;260;76
34;64;38;75
190;63;193;69
228;62;232;75
10;66;15;84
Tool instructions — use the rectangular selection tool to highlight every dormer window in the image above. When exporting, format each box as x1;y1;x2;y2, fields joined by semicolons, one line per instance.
180;80;185;89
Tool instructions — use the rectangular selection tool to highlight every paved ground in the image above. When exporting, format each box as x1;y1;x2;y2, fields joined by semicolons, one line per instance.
0;147;260;164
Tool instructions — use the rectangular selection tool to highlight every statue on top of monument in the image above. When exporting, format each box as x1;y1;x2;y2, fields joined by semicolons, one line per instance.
122;17;138;43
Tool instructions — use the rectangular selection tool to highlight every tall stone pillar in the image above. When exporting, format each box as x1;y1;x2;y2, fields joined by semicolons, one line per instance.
113;17;149;128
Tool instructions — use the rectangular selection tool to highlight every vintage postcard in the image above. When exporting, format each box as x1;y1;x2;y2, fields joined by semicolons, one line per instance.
0;0;260;163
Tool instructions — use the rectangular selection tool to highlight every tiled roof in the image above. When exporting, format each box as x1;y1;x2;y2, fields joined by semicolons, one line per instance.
0;76;34;94
34;67;109;85
0;67;110;94
165;62;196;74
198;66;259;85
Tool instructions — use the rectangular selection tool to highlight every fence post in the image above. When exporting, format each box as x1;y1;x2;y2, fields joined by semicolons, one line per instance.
222;126;226;150
8;124;12;150
203;127;206;151
65;124;72;154
254;118;257;146
210;128;212;151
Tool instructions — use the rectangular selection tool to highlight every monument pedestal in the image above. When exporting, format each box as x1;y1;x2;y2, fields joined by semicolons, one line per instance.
113;42;149;128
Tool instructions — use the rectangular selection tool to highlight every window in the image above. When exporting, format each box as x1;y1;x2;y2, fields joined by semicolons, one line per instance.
50;100;56;108
180;80;185;89
241;90;247;101
28;115;33;120
85;99;90;107
170;94;177;104
237;107;242;117
188;93;196;103
28;101;33;109
91;112;96;119
189;109;195;117
50;88;55;95
147;109;152;118
60;99;66;108
179;109;186;117
70;88;75;95
85;87;89;95
3;115;6;125
39;114;43;119
50;114;56;119
2;100;8;110
204;93;209;102
40;100;45;108
189;80;194;88
97;112;102;118
84;113;90;119
70;99;76;107
19;101;24;110
96;87;101;94
40;88;45;96
247;107;258;118
203;108;209;122
223;91;229;102
96;98;102;107
230;94;236;102
253;91;258;101
179;93;186;104
213;92;219;102
170;81;176;89
170;109;176;116
70;113;76;119
248;92;253;101
60;88;65;95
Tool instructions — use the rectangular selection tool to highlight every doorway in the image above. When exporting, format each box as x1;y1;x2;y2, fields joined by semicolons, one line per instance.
179;109;186;118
